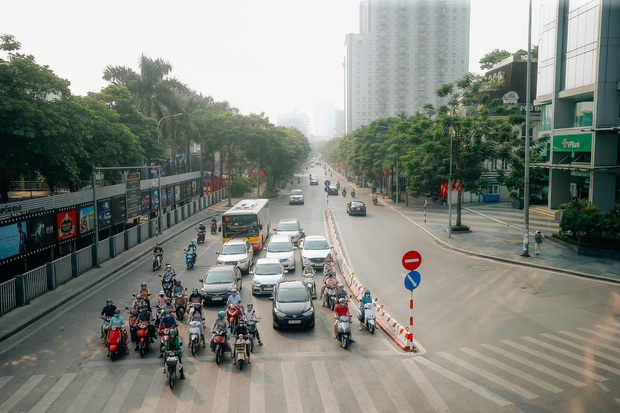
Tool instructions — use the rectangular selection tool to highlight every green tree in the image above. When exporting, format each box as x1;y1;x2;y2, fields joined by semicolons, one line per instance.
479;48;511;70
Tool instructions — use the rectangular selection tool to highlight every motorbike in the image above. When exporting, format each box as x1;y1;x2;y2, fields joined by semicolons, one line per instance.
152;253;163;272
324;284;338;310
246;319;259;353
196;228;205;244
210;221;217;235
342;189;347;197
164;350;179;388
358;299;377;334
232;334;250;370
100;316;112;344
131;294;148;310
226;303;241;334
372;195;378;205
159;328;171;357
213;327;228;365
336;182;340;190
336;315;353;349
303;268;317;299
185;249;195;270
351;189;356;198
174;293;187;321
127;308;139;342
160;276;174;298
155;304;166;326
297;178;300;184
136;321;152;357
106;325;128;361
323;262;335;276
188;320;202;356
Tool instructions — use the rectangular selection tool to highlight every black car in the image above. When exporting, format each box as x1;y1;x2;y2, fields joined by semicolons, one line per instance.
347;200;367;216
271;280;315;329
327;186;338;195
199;265;242;305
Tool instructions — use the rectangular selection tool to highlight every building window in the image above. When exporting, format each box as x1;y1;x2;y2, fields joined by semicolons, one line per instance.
574;101;593;127
540;104;552;131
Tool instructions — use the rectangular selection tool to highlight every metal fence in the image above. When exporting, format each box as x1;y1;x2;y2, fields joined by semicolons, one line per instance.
139;222;149;243
0;278;16;315
127;226;139;249
76;246;93;275
99;238;111;264
53;255;73;286
112;232;125;256
22;265;48;303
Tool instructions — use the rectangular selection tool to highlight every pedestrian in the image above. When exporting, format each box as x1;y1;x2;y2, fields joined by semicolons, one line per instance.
534;230;543;255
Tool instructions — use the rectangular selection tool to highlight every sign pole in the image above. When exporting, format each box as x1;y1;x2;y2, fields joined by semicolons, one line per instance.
410;290;414;352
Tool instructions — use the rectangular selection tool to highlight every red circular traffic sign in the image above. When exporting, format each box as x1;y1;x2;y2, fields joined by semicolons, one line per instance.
401;250;422;271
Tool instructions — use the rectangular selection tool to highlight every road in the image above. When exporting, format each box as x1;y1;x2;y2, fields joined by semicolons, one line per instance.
0;163;619;412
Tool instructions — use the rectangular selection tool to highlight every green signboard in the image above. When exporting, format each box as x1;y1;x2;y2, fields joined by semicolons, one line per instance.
552;133;592;153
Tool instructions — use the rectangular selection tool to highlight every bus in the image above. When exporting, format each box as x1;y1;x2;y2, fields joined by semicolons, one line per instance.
221;199;271;251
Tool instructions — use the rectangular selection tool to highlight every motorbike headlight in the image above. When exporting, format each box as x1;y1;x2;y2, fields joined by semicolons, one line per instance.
302;308;314;317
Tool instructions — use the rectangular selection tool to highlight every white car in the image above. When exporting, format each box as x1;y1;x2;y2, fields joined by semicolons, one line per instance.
289;189;304;205
251;258;286;296
300;235;332;270
275;219;303;245
216;238;254;274
265;234;296;271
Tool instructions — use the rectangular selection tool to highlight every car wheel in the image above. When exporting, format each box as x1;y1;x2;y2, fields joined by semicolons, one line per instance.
273;318;279;329
308;316;315;329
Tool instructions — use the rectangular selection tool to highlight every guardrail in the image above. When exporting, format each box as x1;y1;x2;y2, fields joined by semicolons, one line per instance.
0;188;228;317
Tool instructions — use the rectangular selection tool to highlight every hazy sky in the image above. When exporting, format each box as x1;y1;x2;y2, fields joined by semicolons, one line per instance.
1;0;539;134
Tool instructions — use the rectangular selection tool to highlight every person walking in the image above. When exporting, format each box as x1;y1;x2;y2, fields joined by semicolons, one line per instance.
534;230;543;255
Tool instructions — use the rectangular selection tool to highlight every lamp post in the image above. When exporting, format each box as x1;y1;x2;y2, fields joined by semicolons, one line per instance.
157;113;184;143
521;0;533;257
448;132;453;239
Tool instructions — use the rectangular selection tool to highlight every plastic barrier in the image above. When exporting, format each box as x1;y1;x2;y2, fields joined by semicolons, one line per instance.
325;208;416;352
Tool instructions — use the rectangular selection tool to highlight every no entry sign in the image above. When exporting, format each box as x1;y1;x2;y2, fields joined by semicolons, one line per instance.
401;250;422;271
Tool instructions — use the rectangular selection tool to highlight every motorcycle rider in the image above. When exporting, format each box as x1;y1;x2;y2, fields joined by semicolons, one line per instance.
162;263;176;282
335;283;348;302
232;319;252;364
351;188;356;197
197;222;206;241
132;293;147;310
163;328;185;380
100;299;117;318
333;298;354;342
109;309;130;353
153;243;164;266
210;217;218;234
227;288;243;310
244;302;263;346
188;303;206;347
172;280;187;307
336;181;340;189
210;311;230;352
154;290;167;306
188;288;202;305
137;283;151;308
359;289;373;330
342;188;347;197
322;273;338;307
134;305;156;350
162;297;175;315
372;193;378;204
159;310;178;332
186;240;197;265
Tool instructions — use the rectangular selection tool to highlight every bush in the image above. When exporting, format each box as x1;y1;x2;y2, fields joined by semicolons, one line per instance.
261;188;279;199
558;200;620;250
230;177;253;197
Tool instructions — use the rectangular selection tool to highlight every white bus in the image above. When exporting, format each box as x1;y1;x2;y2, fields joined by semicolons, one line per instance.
221;199;271;251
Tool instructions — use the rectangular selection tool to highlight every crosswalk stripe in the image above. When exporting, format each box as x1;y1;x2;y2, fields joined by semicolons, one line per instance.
438;352;538;400
578;327;620;344
369;359;415;413
139;365;165;413
459;347;563;393
542;333;620;364
481;343;585;387
522;336;620;376
502;340;607;382
0;374;45;412
414;357;512;407
66;370;107;413
282;362;303;411
341;360;379;413
29;373;78;413
250;362;266;413
402;359;452;413
593;325;620;335
559;331;620;354
0;377;11;392
212;367;233;413
313;360;340;413
102;369;140;413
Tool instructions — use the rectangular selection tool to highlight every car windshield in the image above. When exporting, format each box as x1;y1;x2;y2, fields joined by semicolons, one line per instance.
277;288;309;303
278;222;299;232
291;190;303;195
304;239;329;250
351;202;364;207
206;270;233;284
221;244;246;255
255;263;282;275
269;241;292;252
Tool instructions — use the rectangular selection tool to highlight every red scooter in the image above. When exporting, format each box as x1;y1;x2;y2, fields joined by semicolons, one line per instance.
128;308;139;342
106;325;128;361
226;303;242;334
196;228;205;244
136;321;152;358
213;327;229;365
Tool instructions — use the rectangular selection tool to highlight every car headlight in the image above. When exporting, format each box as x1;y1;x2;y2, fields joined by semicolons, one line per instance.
302;308;314;316
274;308;286;317
253;280;261;286
287;257;294;263
239;258;248;264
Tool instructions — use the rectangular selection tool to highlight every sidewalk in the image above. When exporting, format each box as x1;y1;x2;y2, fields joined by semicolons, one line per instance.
0;197;239;343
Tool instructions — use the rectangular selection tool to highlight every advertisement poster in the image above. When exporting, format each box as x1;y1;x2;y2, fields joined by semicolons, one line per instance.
141;190;151;215
26;212;55;250
0;221;28;260
161;185;169;209
126;172;141;220
111;195;126;224
57;210;77;241
181;182;188;201
175;185;181;205
97;199;112;228
151;188;160;212
79;205;95;235
167;186;175;207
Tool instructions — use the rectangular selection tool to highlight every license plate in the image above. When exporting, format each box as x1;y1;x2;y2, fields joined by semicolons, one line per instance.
288;320;302;324
211;297;222;301
263;287;273;291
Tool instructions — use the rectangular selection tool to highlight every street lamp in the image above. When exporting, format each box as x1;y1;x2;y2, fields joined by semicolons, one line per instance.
521;0;533;257
157;113;184;143
447;132;453;239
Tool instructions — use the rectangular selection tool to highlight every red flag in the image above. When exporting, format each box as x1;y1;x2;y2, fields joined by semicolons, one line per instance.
456;181;461;193
440;182;447;198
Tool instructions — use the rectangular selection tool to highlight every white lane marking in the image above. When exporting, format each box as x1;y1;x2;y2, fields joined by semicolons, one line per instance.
341;360;378;413
369;359;415;413
414;357;511;407
66;370;107;413
460;347;562;393
282;362;302;411
0;374;45;412
250;362;265;413
102;369;140;413
522;336;620;376
312;360;340;413
502;340;607;382
0;377;11;391
579;327;620;344
402;359;452;413
438;352;538;400
593;325;620;335
212;367;232;413
597;382;610;392
481;343;585;387
139;365;165;413
542;333;620;364
29;373;78;413
559;330;620;354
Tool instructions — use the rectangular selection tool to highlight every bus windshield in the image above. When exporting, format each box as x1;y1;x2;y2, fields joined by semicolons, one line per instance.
222;214;259;239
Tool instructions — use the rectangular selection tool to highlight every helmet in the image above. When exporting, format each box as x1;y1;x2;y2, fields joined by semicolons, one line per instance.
192;288;198;294
364;289;371;296
338;283;344;288
190;241;195;245
339;298;346;303
165;298;171;303
327;252;332;257
175;280;180;285
165;311;171;317
218;311;225;319
247;303;253;307
106;299;113;306
114;309;121;315
238;319;245;325
200;223;203;226
141;283;147;289
169;329;177;338
230;288;237;293
159;290;165;295
156;243;160;247
166;263;171;268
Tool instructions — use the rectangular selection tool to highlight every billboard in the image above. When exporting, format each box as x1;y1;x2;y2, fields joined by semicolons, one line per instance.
161;185;169;209
79;205;95;236
151;188;160;212
26;212;56;251
141;190;151;215
111;194;126;224
175;185;181;205
97;199;112;228
57;210;77;242
167;186;175;207
0;220;28;260
126;172;141;220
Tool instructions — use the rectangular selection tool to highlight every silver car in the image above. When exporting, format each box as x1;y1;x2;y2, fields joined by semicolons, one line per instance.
265;234;296;271
289;189;304;205
275;219;303;245
300;235;332;270
216;238;254;274
251;258;286;296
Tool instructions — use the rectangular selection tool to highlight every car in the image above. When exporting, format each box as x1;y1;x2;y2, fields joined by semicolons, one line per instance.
271;280;315;329
327;186;338;195
199;265;242;305
216;238;254;273
309;177;319;186
275;219;303;245
289;189;305;205
347;200;367;216
265;234;296;271
300;235;332;270
251;258;286;296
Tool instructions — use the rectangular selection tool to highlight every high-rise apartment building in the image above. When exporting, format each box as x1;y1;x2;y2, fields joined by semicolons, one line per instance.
344;0;471;133
534;0;619;211
277;111;310;137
